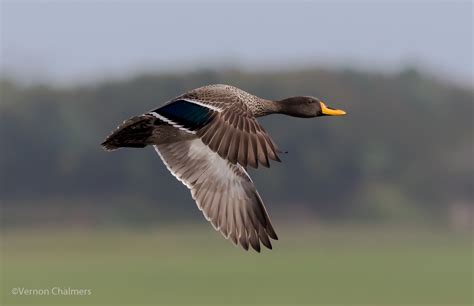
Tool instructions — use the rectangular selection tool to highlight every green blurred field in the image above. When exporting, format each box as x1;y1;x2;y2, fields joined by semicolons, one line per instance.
1;225;472;306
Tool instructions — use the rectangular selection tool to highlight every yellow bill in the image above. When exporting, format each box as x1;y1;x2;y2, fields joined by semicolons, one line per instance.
320;101;346;116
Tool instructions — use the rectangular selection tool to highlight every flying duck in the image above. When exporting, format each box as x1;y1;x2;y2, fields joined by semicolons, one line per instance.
102;84;346;252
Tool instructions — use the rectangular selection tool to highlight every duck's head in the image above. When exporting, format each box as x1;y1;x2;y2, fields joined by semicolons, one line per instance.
276;96;346;118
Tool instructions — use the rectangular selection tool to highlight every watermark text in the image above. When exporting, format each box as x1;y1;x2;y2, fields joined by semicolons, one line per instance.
11;287;92;296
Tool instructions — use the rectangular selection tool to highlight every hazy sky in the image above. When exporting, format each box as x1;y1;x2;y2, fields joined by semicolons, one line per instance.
1;0;472;85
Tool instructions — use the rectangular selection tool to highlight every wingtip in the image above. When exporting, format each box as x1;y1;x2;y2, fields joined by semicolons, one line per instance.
260;236;273;250
268;229;278;241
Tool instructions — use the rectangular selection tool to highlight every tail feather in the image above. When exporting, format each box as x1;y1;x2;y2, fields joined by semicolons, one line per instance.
101;115;156;151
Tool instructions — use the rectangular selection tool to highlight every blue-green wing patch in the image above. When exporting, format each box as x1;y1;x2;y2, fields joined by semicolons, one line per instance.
154;100;215;131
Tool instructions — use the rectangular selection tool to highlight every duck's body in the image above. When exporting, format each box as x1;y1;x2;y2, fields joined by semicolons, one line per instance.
102;84;345;252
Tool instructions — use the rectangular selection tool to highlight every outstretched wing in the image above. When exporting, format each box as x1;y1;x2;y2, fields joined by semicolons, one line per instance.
154;139;278;252
150;98;280;168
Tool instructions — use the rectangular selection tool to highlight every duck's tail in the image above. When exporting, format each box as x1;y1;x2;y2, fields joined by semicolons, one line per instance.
101;115;156;151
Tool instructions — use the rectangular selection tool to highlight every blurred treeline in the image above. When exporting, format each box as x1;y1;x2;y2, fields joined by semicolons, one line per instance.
1;68;472;227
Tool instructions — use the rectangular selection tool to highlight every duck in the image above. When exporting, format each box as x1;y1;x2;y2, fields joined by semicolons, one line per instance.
101;84;346;252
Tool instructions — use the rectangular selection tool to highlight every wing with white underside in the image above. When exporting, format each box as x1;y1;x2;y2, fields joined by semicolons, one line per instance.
149;98;280;169
154;139;278;251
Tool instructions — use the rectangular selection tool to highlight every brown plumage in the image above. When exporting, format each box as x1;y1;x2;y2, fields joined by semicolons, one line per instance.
179;85;282;169
101;84;346;252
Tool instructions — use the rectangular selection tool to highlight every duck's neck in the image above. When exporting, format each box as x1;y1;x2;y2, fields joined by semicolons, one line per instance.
254;99;284;117
260;97;311;117
256;98;311;117
252;99;279;117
